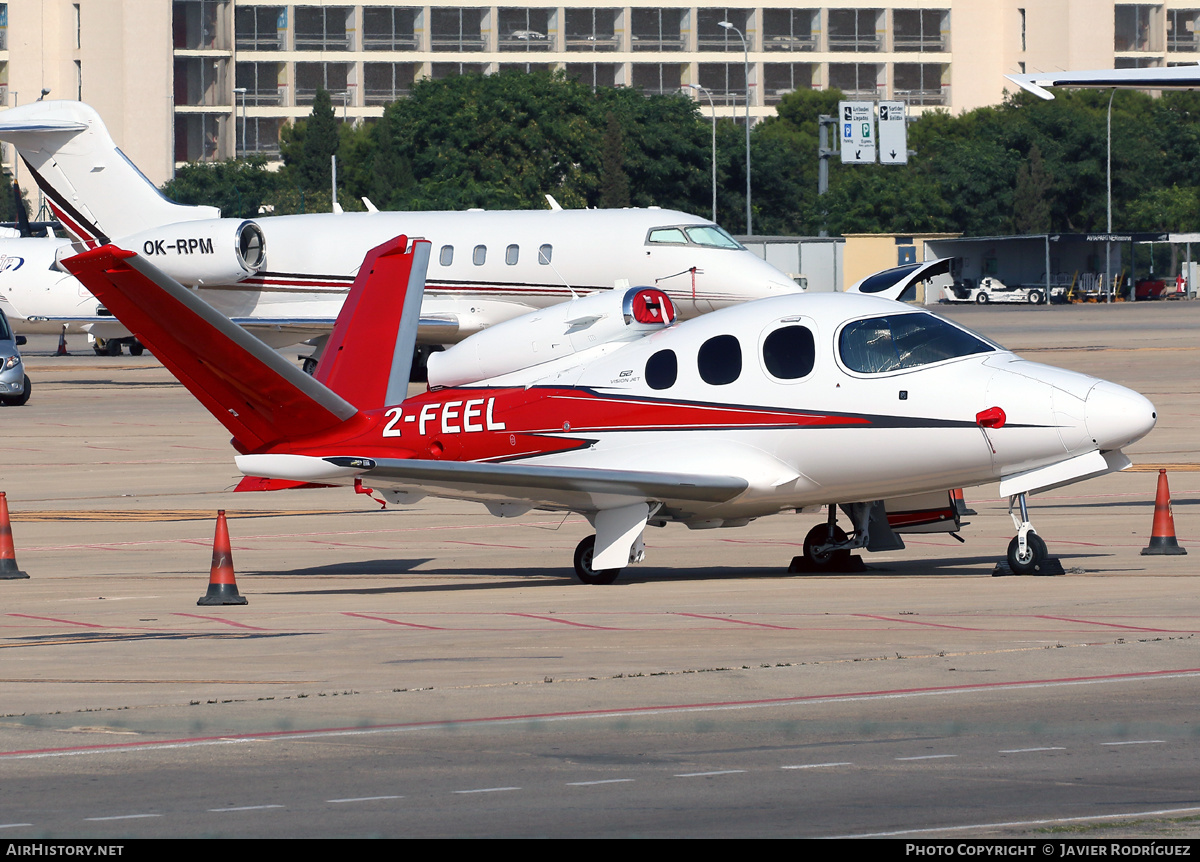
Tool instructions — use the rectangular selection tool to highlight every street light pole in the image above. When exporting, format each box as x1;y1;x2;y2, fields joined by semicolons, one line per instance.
686;84;717;223
719;21;751;236
232;87;247;159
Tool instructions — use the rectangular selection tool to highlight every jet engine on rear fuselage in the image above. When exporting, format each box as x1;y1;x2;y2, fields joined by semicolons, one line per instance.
427;286;676;388
58;219;267;287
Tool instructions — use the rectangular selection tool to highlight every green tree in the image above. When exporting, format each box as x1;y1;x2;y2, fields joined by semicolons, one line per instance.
286;87;341;193
162;157;281;218
599;112;631;208
1013;142;1052;233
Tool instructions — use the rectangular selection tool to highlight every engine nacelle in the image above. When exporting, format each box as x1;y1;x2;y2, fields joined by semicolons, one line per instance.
64;219;267;286
428;286;676;388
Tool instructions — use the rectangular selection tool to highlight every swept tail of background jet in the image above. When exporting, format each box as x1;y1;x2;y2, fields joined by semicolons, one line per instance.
0;101;218;243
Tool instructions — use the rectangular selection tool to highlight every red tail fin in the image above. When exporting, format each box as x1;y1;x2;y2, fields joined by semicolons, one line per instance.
62;245;359;453
314;236;429;409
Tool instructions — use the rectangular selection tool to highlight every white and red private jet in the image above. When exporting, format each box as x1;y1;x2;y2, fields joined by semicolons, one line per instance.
61;237;1156;583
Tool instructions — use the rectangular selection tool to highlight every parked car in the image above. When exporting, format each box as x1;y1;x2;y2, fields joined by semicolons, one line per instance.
0;308;30;406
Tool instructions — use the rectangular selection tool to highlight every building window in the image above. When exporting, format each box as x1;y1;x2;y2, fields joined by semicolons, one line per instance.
698;63;748;105
431;8;486;52
499;63;554;74
566;63;619;88
828;63;881;98
697;8;752;51
631;63;683;95
764;64;813;105
174;57;229;107
364;63;416;106
828;8;883;53
893;63;947;106
499;8;552;51
243;117;283;156
173;0;226;50
235;62;285;106
174;113;226;163
362;7;418;51
893;9;948;52
235;5;286;51
565;9;619;51
1115;5;1162;52
295;63;350;107
1168;10;1200;52
631;8;685;52
295;5;352;52
762;9;818;52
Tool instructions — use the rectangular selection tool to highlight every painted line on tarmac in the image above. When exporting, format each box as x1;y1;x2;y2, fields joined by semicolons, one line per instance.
2;667;1198;763
505;613;623;630
851;614;982;632
825;804;1200;839
1034;614;1183;632
343;612;447;630
672;612;796;631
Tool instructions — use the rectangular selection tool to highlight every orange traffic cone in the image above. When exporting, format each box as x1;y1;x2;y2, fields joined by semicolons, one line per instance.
0;492;29;580
55;325;69;356
1142;470;1187;556
197;510;247;604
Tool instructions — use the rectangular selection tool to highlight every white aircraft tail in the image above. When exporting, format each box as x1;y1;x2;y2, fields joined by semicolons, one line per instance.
0;101;218;243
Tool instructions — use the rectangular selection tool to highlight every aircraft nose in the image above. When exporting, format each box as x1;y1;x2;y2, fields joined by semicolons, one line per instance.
1084;380;1157;451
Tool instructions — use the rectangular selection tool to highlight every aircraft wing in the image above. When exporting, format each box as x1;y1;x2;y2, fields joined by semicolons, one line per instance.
1007;66;1200;100
237;453;748;513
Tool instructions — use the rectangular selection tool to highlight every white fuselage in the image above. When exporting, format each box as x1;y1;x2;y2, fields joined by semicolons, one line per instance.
0;210;800;344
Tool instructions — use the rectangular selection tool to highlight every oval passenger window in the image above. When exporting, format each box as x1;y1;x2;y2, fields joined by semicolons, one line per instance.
763;325;816;380
646;349;678;390
697;334;741;385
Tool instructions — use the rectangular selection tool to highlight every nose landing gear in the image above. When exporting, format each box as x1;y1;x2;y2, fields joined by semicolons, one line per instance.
999;492;1064;576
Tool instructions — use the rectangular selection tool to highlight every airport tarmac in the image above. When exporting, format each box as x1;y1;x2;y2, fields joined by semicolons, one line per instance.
1;302;1198;838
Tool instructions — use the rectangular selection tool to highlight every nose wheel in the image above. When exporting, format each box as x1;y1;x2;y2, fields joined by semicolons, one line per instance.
1000;493;1063;576
573;535;621;585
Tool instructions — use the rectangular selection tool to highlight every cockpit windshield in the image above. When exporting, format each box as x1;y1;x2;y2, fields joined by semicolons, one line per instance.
647;224;744;250
839;312;996;374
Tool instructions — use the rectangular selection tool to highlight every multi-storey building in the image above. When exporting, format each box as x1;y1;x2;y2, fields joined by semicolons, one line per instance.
0;2;1196;192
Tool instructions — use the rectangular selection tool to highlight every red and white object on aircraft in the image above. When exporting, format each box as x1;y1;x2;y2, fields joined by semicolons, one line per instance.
61;236;1157;583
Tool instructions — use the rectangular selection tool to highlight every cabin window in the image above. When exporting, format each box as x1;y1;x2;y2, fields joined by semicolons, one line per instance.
648;227;688;245
538;243;553;264
473;245;487;265
505;244;519;265
762;325;816;380
839;313;995;374
697;334;741;385
439;245;454;266
646;349;678;390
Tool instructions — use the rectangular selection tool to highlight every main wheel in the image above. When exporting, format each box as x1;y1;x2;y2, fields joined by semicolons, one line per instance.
573;535;621;585
129;340;145;356
975;292;990;304
105;339;122;356
1006;533;1048;575
802;524;851;571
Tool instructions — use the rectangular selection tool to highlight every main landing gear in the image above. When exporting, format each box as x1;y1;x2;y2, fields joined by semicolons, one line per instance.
1002;492;1061;575
573;535;621;585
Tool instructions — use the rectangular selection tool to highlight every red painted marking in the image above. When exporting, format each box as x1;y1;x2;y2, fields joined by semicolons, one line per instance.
3;668;1199;760
7;614;106;629
505;613;622;630
446;540;529;550
852;614;983;631
171;613;268;631
343;612;445;630
673;612;796;631
1034;615;1179;633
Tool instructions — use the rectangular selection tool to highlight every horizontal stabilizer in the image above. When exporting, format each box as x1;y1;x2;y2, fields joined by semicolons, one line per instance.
61;245;358;453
